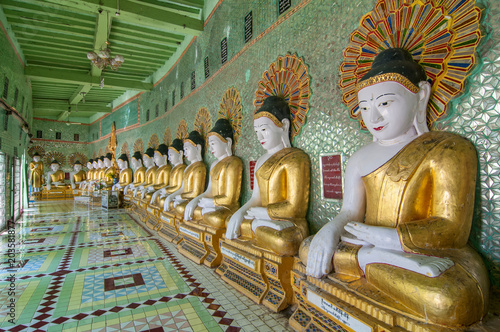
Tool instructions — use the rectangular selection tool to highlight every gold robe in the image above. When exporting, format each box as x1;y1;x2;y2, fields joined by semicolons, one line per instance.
240;147;310;256
29;161;44;188
124;166;146;198
73;170;86;183
173;161;207;215
103;167;115;187
150;163;186;209
334;131;488;326
143;164;171;202
118;168;133;188
49;170;66;188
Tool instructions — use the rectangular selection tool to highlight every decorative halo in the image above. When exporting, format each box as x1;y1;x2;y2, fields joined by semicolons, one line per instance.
120;142;130;160
148;134;160;149
194;107;212;148
176;119;188;140
340;0;482;127
68;152;87;166
133;139;144;153
28;145;45;158
44;151;65;167
163;128;172;146
218;87;243;147
254;53;311;141
104;146;110;155
98;148;103;157
92;151;97;159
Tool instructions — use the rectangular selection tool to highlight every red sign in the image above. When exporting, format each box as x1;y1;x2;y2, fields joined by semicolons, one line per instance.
321;154;343;200
249;160;256;190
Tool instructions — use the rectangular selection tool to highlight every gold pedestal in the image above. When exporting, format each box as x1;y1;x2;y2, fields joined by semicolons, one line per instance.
144;205;161;230
289;259;454;332
177;221;209;264
41;187;72;200
216;238;294;312
157;211;182;244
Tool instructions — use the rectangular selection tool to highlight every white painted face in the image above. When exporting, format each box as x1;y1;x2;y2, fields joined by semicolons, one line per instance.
143;155;154;168
357;81;419;141
253;117;285;152
104;158;112;167
117;159;125;169
168;149;182;165
50;163;60;172
33;156;40;162
74;164;82;172
87;162;93;169
208;136;228;159
92;161;99;168
183;142;199;162
154;151;165;166
97;159;104;168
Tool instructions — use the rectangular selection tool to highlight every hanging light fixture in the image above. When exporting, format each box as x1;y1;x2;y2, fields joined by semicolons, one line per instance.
87;10;124;71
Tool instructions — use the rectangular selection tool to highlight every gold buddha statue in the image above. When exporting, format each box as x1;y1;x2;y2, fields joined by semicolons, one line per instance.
179;119;243;266
219;96;311;312
123;151;146;202
45;160;66;190
101;153;116;189
141;144;171;206
112;154;133;192
132;148;157;200
79;159;95;191
86;159;100;191
70;161;86;189
297;48;489;329
148;138;186;224
29;152;44;192
159;131;207;243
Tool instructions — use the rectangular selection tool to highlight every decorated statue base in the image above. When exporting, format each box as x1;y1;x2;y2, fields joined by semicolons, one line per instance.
289;259;460;332
144;205;162;230
157;210;182;244
41;187;73;200
216;237;294;312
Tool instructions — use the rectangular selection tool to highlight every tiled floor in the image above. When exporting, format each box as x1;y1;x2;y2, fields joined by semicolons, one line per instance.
1;201;292;332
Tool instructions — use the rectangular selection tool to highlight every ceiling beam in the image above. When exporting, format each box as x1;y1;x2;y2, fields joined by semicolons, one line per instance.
33;99;112;113
42;0;204;36
25;66;153;91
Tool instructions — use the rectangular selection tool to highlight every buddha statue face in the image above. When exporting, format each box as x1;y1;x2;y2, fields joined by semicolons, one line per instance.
253;116;289;152
33;155;40;162
97;159;104;168
50;163;60;172
208;135;230;159
104;158;113;168
153;151;166;166
74;164;82;172
168;149;183;165
131;157;142;170
87;162;93;169
117;159;128;170
143;155;154;168
183;142;201;163
92;160;99;169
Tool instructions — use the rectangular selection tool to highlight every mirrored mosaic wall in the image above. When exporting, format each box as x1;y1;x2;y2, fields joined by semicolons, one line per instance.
83;0;500;286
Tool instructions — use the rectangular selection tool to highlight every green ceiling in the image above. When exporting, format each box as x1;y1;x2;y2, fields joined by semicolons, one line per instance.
0;0;206;123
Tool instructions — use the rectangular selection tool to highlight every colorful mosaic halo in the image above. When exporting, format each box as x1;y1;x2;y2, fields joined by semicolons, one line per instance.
133;139;144;154
148;134;160;149
68;152;87;166
163;128;172;146
176;119;188;140
28;145;45;158
120;142;130;161
194;107;212;149
218;87;243;147
340;0;482;127
254;53;311;141
44;151;66;167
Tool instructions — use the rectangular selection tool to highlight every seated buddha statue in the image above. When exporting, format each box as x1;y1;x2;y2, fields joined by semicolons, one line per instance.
70;161;86;189
184;119;242;227
112;154;133;192
45;160;66;190
29;153;44;192
140;144;171;202
101;153;116;189
86;159;100;190
79;159;94;190
149;139;186;214
225;96;311;257
132;148;156;198
164;131;207;215
123;151;146;197
301;48;489;327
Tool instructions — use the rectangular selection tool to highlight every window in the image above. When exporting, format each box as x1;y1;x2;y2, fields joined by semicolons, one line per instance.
3;115;8;131
278;0;292;16
2;77;9;99
204;57;210;79
155;104;159;118
56;132;61;140
244;11;253;43
146;109;150;122
37;130;42;138
164;98;168;113
180;82;184;99
221;37;228;64
74;134;79;141
13;88;19;107
172;89;176;106
191;71;196;91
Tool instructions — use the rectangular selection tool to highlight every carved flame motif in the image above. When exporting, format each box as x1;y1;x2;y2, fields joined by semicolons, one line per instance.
219;87;242;147
28;145;45;158
194;107;212;148
44;151;66;167
148;134;160;149
163;128;172;146
68;152;87;166
176;119;188;140
133;139;144;153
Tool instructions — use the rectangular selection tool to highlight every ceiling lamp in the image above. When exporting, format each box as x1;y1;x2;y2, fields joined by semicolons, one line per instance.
87;42;124;70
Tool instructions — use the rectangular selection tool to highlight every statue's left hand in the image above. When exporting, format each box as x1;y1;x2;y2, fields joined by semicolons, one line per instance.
344;222;402;251
245;207;270;220
198;198;214;208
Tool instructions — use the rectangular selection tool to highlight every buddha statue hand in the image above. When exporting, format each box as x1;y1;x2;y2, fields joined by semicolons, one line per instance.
164;194;175;211
184;197;202;220
198;197;215;208
172;195;186;207
226;209;246;239
343;222;401;250
245;207;270;220
151;190;161;203
201;206;220;215
251;219;294;232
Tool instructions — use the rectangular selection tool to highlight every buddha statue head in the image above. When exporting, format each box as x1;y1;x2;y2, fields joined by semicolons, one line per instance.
183;130;204;163
97;156;105;169
104;153;113;168
143;148;155;168
356;48;431;142
154;144;169;166
33;152;41;163
50;160;60;172
131;151;143;170
87;159;94;169
117;154;129;170
92;159;99;169
168;138;184;166
207;118;233;159
73;161;83;172
253;96;291;152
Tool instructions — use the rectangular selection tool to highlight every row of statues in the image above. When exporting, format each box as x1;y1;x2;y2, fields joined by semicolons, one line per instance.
35;48;489;329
